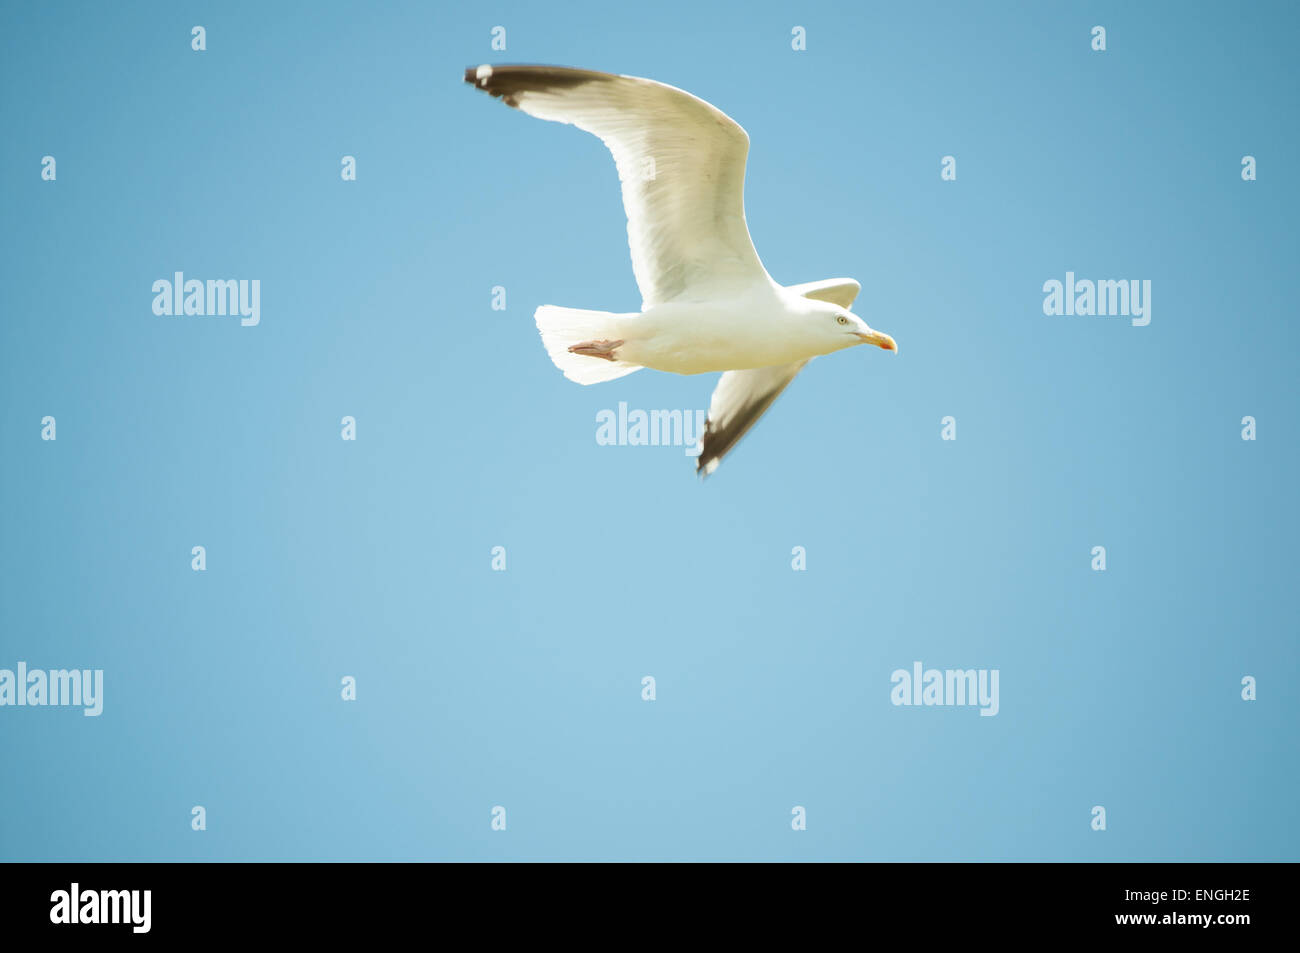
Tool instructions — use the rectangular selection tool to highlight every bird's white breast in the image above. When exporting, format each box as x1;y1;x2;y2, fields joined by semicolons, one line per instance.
618;284;815;375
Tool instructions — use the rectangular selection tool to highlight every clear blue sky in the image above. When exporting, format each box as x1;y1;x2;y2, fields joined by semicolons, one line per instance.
1;0;1297;860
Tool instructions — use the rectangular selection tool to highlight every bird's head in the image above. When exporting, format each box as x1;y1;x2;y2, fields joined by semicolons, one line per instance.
803;298;897;355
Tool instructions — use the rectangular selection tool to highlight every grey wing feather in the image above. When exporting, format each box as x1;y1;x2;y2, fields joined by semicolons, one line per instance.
697;361;809;476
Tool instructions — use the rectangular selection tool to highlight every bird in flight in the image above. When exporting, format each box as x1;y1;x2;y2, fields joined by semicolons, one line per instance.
465;64;897;476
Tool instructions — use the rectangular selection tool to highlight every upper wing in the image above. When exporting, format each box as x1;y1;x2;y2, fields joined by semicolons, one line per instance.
696;360;809;477
466;64;770;309
785;278;861;310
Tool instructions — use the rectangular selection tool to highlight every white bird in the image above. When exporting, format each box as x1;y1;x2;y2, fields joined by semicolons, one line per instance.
465;64;898;475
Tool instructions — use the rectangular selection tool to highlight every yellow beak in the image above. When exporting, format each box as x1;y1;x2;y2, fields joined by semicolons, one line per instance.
856;330;897;352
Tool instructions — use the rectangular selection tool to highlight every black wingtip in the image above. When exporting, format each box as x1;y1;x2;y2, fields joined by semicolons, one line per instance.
464;65;512;104
464;65;496;93
463;64;607;108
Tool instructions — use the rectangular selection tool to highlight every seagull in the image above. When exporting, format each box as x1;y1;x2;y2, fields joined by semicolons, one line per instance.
465;64;897;475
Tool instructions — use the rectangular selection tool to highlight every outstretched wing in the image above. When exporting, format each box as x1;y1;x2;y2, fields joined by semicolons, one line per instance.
696;361;809;476
466;64;770;309
785;278;861;310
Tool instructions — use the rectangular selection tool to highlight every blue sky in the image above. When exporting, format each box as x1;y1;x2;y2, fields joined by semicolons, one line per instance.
1;0;1297;860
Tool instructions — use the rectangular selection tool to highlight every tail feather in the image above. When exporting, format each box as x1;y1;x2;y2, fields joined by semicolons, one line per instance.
535;305;642;385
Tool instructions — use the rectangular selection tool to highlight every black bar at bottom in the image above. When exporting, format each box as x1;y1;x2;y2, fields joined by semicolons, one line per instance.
0;862;1280;939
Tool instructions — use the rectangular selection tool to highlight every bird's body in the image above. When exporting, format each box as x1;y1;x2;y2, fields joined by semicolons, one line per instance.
465;63;898;474
579;286;859;376
624;291;800;375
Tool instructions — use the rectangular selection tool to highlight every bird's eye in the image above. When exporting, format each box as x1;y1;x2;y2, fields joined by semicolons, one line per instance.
836;315;849;325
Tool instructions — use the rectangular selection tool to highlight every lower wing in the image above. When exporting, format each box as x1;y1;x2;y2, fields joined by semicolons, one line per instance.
697;360;809;476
